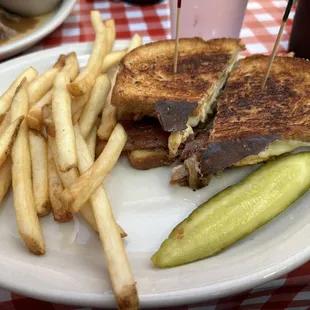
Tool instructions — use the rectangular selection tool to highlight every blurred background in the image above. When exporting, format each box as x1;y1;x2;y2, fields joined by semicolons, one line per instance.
37;0;295;54
0;0;298;60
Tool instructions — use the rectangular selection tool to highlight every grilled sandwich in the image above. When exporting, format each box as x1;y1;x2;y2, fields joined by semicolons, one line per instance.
173;54;310;189
111;37;245;166
95;118;172;168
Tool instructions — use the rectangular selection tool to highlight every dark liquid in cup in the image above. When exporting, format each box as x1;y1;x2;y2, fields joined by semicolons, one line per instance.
289;0;310;59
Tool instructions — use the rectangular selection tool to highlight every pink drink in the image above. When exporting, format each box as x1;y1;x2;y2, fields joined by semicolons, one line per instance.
170;0;248;40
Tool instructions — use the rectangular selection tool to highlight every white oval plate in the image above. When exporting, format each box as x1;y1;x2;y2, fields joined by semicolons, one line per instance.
1;42;310;308
0;0;76;61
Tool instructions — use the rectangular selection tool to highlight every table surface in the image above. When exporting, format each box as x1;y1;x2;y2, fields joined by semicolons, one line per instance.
2;1;310;310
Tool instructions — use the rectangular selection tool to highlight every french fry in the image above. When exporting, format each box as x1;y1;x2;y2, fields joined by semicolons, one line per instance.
42;104;52;120
48;134;124;236
44;115;55;137
29;130;50;217
74;124;136;308
97;72;118;140
48;135;98;230
67;70;96;98
12;121;46;255
0;110;11;136
0;67;37;117
80;203;101;233
67;11;106;96
61;123;127;213
11;80;45;255
28;55;65;106
79;74;111;138
71;92;90;115
54;54;67;69
82;200;127;236
95;139;105;158
11;79;29;121
71;93;91;124
72;107;83;124
63;52;79;81
47;135;126;233
97;34;143;140
27;89;53;130
102;50;127;73
105;19;116;54
52;71;77;172
118;223;127;238
76;123;127;238
47;147;72;222
88;11;106;67
127;33;143;52
83;189;127;236
86;123;98;161
0;157;12;204
0;116;24;168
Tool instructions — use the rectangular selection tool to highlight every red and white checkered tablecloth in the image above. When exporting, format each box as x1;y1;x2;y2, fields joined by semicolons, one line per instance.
33;0;294;55
241;0;294;55
3;1;310;309
40;0;171;48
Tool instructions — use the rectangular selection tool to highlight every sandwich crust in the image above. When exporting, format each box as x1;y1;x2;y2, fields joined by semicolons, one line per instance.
210;55;310;142
200;55;310;177
112;37;245;120
173;55;310;189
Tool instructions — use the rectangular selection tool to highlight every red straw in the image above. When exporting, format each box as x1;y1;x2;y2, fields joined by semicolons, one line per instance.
178;0;182;8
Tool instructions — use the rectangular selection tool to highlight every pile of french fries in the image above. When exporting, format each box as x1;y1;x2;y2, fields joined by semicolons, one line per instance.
0;11;142;310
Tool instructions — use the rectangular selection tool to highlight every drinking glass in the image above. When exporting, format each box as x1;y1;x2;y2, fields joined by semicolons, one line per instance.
170;0;248;40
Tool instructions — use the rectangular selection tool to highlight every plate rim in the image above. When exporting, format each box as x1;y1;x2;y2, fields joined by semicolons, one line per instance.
0;0;76;60
0;42;310;308
0;248;308;308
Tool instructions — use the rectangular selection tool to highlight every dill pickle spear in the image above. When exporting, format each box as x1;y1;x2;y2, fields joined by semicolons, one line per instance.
152;152;310;268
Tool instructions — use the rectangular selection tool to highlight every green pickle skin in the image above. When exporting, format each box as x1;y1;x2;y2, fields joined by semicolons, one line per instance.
152;152;310;268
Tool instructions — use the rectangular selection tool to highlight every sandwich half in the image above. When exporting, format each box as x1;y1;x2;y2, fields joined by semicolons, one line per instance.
173;54;310;189
111;37;245;165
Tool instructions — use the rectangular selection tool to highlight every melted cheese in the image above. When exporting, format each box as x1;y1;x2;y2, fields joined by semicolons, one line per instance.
168;53;239;156
188;53;239;127
168;125;194;157
234;140;310;166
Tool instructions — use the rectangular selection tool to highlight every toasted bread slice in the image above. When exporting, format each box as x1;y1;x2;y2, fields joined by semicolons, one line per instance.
112;38;245;122
174;55;310;189
209;55;310;143
200;55;310;175
127;149;173;170
112;37;244;157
